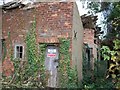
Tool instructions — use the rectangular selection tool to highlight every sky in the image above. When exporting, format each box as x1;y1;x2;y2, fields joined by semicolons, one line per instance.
0;0;12;5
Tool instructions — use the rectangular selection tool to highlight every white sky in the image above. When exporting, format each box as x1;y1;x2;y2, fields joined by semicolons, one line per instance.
76;0;88;16
0;0;12;4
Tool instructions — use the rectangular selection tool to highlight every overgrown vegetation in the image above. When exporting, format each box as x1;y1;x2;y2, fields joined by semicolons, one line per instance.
101;39;120;89
83;1;120;89
58;38;78;88
2;20;78;89
2;19;47;88
2;39;6;61
81;43;117;89
2;28;118;89
82;56;115;89
2;2;120;89
39;44;48;87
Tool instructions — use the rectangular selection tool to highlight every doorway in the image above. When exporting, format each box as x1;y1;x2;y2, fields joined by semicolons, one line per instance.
45;45;59;87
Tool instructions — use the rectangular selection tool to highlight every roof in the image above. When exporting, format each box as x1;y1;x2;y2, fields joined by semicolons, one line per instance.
81;14;98;29
2;1;25;10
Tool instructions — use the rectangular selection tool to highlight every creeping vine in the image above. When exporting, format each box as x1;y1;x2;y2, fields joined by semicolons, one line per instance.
58;38;78;88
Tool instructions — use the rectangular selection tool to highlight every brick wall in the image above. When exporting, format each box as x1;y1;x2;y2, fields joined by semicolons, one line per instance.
83;28;98;58
35;2;73;43
2;2;73;76
83;28;98;70
83;28;94;45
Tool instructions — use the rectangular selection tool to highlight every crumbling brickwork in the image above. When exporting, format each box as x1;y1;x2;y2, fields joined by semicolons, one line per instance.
83;28;98;70
84;29;94;44
2;2;73;76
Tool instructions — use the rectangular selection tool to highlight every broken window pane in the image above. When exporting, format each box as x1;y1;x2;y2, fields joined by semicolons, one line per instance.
19;52;23;58
17;46;19;52
20;46;23;52
15;45;24;59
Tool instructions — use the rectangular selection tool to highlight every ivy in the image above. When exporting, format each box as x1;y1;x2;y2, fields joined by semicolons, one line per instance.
8;31;13;61
2;40;7;61
2;18;46;88
25;18;39;75
2;20;78;88
58;38;78;88
25;18;47;87
101;46;111;60
39;44;48;87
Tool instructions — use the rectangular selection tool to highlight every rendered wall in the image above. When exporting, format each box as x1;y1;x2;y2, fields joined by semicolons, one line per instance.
72;2;84;81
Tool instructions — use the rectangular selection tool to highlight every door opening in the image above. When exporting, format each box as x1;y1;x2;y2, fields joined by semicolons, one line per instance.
45;45;59;87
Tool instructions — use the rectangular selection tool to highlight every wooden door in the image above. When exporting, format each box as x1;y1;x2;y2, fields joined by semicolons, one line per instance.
45;46;59;87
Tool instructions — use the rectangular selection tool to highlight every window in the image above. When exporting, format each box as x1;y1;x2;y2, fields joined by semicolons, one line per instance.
15;45;24;59
2;39;5;54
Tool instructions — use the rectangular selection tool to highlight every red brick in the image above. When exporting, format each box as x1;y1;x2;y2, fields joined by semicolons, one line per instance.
2;2;73;76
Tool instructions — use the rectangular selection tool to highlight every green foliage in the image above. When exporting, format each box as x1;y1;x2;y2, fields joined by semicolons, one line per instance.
113;39;120;50
108;2;120;21
86;2;111;15
82;57;115;89
2;26;78;88
100;3;120;85
101;46;111;60
2;18;46;88
39;44;47;87
25;18;39;75
58;38;78;88
82;45;115;89
24;18;47;87
82;78;114;90
101;39;120;88
8;31;13;61
87;2;101;14
106;2;120;40
2;40;6;61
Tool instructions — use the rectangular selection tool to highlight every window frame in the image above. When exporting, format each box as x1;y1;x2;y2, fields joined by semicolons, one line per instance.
14;44;24;59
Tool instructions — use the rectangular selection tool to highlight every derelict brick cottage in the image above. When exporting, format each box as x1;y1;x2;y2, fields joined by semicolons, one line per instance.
2;2;84;87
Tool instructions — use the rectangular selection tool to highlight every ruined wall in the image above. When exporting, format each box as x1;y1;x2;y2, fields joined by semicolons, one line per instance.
2;2;73;76
83;28;98;60
83;28;98;70
2;2;73;47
